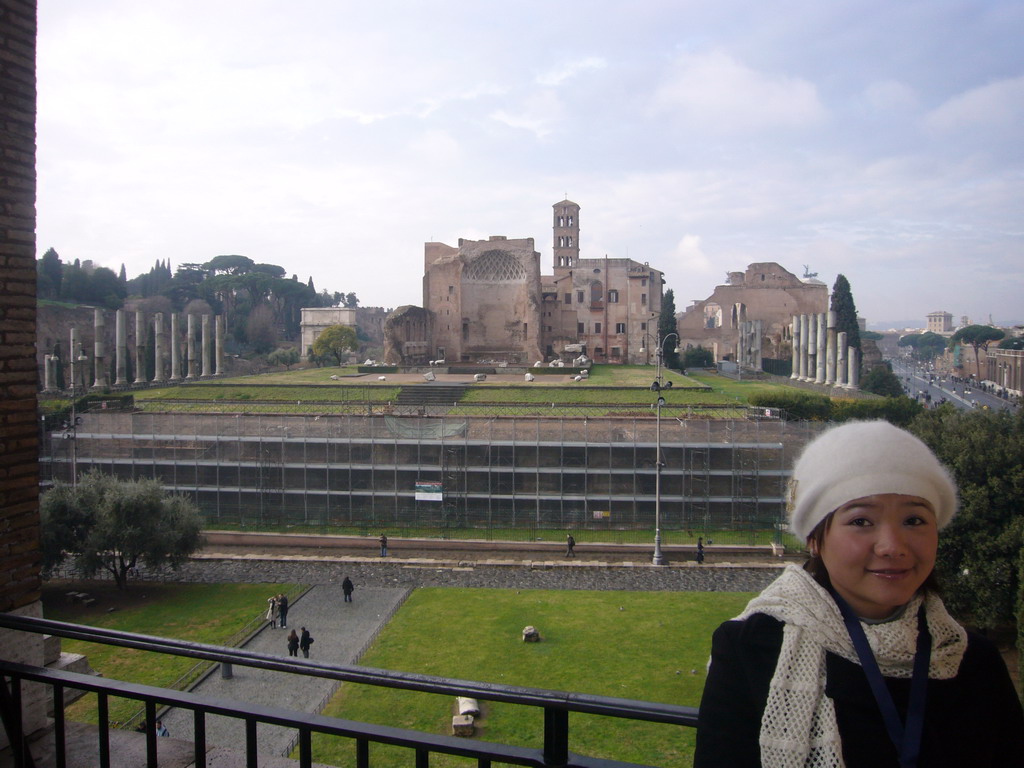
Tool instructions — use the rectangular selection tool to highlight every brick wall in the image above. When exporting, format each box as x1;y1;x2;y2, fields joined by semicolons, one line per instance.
1;0;47;749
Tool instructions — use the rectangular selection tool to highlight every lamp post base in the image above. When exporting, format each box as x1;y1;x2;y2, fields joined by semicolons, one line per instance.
652;533;668;566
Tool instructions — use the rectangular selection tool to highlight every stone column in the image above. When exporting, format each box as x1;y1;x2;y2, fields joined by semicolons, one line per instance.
153;313;166;383
790;315;800;379
43;355;54;392
836;331;848;387
806;314;818;381
215;315;225;376
201;314;212;378
170;313;181;381
186;314;197;379
825;310;837;386
93;308;108;389
752;319;763;371
815;313;827;384
847;346;860;390
114;309;127;386
134;311;147;384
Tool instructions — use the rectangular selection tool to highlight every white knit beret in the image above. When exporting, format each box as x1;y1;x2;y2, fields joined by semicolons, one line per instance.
787;420;958;541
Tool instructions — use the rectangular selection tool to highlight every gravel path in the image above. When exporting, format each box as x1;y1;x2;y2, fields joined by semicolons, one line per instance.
160;584;410;758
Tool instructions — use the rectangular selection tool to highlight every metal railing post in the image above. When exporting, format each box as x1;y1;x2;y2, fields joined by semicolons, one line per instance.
543;706;569;766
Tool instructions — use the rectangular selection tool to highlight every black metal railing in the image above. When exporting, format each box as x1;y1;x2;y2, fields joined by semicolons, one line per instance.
0;613;698;768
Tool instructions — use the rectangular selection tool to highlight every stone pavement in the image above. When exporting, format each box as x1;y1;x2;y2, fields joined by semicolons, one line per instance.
160;583;410;759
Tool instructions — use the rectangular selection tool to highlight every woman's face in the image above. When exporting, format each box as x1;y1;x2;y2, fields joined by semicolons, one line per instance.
818;493;938;620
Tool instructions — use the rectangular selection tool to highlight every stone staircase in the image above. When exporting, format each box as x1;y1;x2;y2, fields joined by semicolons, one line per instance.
395;383;469;406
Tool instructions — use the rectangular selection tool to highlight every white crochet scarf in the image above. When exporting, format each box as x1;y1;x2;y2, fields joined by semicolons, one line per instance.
735;565;968;768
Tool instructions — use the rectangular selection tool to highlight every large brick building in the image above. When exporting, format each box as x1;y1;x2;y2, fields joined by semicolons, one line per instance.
388;199;665;366
676;263;828;361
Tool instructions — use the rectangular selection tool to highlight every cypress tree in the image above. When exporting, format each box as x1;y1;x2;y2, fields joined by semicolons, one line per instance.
658;288;680;370
831;274;861;351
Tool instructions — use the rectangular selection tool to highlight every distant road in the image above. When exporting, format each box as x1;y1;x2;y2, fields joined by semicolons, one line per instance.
889;358;1019;412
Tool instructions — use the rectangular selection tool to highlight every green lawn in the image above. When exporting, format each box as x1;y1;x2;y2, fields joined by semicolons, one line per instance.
308;588;753;767
43;581;301;726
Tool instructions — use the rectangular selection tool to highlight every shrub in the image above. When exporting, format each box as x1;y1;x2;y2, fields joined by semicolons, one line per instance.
748;391;832;420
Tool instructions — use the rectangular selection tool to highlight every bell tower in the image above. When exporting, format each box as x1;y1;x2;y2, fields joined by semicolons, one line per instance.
553;199;580;272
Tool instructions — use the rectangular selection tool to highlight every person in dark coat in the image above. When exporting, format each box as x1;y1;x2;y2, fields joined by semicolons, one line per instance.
379;533;388;557
695;537;705;565
299;627;313;658
695;421;1024;767
278;593;289;628
286;629;299;657
342;576;354;603
565;533;576;558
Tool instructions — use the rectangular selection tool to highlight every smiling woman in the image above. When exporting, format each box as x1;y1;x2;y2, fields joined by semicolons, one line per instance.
694;420;1024;768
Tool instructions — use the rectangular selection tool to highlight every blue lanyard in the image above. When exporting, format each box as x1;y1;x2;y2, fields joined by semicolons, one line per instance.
831;592;932;768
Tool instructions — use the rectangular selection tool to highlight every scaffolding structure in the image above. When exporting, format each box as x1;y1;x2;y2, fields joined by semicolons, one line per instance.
41;410;826;542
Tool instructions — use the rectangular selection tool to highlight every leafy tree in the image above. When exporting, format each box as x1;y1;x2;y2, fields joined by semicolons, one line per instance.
998;337;1024;350
40;472;202;590
900;331;949;362
909;407;1024;630
951;325;1006;376
830;274;861;352
38;247;63;299
312;324;358;365
267;346;301;370
206;254;255;275
682;345;713;368
245;304;278;354
860;363;904;397
658;288;680;370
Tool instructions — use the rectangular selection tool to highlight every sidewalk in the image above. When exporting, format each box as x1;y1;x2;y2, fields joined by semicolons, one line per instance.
161;584;410;758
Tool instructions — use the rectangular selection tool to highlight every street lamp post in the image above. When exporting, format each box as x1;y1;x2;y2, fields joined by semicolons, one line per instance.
639;331;679;566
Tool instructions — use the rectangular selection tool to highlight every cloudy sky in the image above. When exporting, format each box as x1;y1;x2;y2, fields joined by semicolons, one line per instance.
37;0;1023;329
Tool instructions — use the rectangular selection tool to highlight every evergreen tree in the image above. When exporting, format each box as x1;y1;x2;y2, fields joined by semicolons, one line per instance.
658;288;680;370
830;274;861;351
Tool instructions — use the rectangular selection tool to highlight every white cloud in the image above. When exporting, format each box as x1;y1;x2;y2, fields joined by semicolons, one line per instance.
651;50;827;132
925;75;1024;135
536;57;607;87
861;80;920;114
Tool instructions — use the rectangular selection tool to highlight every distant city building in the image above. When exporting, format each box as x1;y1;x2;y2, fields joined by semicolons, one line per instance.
676;263;828;361
927;311;954;334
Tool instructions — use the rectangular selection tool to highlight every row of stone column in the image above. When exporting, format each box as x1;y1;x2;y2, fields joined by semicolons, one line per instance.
790;312;860;389
42;309;225;392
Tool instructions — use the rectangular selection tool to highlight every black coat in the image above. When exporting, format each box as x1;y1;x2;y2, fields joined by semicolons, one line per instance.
695;613;1024;768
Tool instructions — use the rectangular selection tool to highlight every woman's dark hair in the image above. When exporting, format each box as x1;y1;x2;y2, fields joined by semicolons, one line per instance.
802;514;941;594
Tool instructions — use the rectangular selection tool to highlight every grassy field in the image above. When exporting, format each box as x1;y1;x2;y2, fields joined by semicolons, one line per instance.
308;588;752;767
43;581;301;726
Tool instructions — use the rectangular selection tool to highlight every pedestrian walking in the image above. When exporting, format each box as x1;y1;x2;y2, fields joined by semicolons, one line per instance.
696;537;705;565
286;629;299;657
278;593;289;628
155;720;169;738
299;627;314;658
379;533;388;557
342;576;354;603
266;595;279;628
565;533;576;558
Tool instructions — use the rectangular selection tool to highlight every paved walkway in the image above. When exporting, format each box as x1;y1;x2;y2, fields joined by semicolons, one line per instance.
161;584;409;758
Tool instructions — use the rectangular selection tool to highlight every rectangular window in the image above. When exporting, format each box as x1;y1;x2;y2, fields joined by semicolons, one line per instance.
595;347;604;357
641;278;647;287
577;291;584;303
641;293;647;305
564;293;571;304
577;322;585;334
608;289;619;303
615;323;626;334
595;322;602;334
641;322;647;331
448;285;454;294
611;347;621;357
